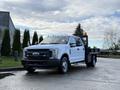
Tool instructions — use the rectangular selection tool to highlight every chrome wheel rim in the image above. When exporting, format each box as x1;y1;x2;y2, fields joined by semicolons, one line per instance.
62;58;68;73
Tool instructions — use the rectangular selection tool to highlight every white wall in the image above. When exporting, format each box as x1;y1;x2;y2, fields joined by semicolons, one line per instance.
0;14;15;49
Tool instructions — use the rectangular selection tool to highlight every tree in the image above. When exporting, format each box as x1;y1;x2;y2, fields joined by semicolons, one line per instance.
39;36;43;43
26;30;30;45
22;30;30;48
12;29;21;54
1;29;11;56
32;31;38;45
118;39;120;49
103;29;120;50
73;23;84;37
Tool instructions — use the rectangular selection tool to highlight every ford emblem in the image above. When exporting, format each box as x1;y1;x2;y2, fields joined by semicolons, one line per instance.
32;52;39;56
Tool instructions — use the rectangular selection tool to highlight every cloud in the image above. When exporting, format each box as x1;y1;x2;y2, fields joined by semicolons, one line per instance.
3;0;67;12
64;0;120;16
1;0;68;19
0;0;120;48
82;16;120;39
1;0;120;22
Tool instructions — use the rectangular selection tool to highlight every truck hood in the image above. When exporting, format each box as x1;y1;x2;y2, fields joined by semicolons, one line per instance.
24;44;67;50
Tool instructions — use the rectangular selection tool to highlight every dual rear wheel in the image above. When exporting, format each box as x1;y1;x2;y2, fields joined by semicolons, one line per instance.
86;55;97;67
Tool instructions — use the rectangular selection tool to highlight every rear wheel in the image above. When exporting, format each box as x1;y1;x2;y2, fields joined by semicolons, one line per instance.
91;55;96;67
86;55;96;67
58;57;69;73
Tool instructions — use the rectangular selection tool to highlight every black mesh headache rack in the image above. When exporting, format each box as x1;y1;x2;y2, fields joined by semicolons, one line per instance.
81;33;100;63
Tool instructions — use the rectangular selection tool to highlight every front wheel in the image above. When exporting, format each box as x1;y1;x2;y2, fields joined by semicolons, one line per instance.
25;67;35;73
58;57;69;73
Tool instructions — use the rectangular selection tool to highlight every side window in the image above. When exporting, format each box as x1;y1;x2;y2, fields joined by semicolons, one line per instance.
69;37;76;46
75;37;83;46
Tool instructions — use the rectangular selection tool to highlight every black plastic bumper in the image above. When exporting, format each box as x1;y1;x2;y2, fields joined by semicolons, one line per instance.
21;59;60;69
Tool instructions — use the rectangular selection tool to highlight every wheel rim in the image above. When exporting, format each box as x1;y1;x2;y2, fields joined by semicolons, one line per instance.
62;58;68;73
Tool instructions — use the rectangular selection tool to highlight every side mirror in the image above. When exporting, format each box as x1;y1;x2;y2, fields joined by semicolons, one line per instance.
70;43;76;47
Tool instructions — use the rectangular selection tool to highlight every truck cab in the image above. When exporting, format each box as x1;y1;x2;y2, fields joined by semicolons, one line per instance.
22;35;96;73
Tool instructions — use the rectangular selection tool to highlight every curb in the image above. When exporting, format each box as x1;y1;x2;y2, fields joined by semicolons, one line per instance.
0;67;24;72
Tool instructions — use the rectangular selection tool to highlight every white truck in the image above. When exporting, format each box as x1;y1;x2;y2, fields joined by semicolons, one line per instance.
22;35;98;73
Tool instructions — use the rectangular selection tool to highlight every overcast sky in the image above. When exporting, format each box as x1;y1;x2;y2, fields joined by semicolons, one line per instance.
0;0;120;48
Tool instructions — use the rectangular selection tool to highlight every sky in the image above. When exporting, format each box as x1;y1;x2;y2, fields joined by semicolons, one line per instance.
0;0;120;48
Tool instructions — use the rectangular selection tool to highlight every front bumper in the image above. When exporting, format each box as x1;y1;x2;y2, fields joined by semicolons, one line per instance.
21;58;60;69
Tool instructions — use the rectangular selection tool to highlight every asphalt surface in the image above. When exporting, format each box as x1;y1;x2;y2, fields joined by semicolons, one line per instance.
0;58;120;90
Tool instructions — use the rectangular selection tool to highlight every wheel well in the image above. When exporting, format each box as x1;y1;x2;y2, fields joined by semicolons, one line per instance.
61;54;71;69
61;54;69;61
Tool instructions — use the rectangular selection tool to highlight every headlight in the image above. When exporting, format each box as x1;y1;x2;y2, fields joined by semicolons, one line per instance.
50;48;59;59
23;49;27;59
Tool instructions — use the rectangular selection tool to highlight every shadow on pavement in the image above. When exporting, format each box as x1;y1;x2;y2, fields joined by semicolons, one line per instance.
24;64;97;78
0;73;14;79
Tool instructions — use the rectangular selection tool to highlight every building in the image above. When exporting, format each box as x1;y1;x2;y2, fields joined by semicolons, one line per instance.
0;11;15;49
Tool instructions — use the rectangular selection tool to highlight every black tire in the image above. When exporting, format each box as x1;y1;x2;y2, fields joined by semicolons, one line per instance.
26;67;35;73
91;55;97;67
86;55;96;67
58;56;69;73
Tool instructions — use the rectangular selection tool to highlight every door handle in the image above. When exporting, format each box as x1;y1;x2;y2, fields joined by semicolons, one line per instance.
77;48;80;50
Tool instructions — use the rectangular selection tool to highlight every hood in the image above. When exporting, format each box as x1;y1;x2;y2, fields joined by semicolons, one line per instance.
24;44;67;50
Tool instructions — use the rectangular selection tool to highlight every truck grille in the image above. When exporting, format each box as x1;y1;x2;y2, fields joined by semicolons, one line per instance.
26;49;52;60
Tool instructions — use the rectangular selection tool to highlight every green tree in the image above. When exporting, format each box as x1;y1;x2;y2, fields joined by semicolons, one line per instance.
1;29;11;56
73;23;84;37
32;31;38;45
39;36;43;43
26;30;30;45
12;29;21;54
22;30;30;48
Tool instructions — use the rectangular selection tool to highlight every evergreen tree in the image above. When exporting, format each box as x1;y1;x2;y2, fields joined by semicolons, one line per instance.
73;23;84;37
26;30;30;45
32;31;38;45
39;36;43;43
22;30;28;48
12;29;21;54
1;29;11;56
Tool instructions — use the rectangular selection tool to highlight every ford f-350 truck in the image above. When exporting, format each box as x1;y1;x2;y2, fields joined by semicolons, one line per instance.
22;34;99;73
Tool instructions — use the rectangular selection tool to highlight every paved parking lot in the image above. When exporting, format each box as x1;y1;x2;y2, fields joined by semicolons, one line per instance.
0;58;120;90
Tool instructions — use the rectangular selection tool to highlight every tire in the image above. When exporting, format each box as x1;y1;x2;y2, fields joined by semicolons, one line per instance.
58;56;69;73
86;55;96;67
26;67;35;73
91;55;96;67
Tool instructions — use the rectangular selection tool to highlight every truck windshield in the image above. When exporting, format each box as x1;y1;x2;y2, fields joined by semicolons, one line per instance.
40;36;69;44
